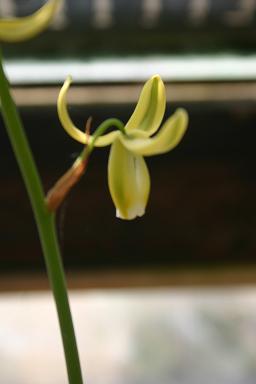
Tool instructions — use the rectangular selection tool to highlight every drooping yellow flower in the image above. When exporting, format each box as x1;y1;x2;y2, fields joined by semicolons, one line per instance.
58;75;188;220
0;0;61;42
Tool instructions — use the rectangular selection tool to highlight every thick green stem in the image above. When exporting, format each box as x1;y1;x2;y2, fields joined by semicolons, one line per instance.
0;51;83;384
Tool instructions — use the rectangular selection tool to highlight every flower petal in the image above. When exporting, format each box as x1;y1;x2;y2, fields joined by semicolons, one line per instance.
125;75;166;136
0;0;61;42
57;76;120;147
108;140;150;220
120;108;188;156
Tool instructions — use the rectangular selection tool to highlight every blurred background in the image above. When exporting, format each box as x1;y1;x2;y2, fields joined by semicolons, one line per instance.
1;0;256;383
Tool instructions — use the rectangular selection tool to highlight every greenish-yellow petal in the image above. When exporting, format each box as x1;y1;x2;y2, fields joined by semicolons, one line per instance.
108;139;150;220
57;76;120;147
0;0;62;42
125;74;166;136
120;108;188;156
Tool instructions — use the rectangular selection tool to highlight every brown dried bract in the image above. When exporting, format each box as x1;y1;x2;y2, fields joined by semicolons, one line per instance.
46;116;93;212
46;158;87;212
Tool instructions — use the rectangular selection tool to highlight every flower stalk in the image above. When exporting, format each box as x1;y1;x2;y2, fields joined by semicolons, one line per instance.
0;50;83;384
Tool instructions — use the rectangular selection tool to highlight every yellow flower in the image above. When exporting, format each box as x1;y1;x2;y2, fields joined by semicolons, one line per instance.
0;0;61;42
58;75;188;220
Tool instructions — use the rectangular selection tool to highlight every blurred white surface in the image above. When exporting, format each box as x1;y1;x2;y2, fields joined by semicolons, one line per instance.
1;288;256;384
4;55;256;85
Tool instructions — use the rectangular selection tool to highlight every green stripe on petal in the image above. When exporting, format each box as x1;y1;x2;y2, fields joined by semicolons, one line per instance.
120;108;188;156
125;75;166;137
108;140;150;220
0;0;62;42
57;76;120;147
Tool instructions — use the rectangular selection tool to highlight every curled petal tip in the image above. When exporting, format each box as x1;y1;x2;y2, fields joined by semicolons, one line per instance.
66;75;73;84
175;108;189;133
57;75;88;144
152;74;161;81
57;78;121;147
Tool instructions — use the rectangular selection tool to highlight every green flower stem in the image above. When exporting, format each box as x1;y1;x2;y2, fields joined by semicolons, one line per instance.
0;51;83;384
92;118;125;141
81;118;125;161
